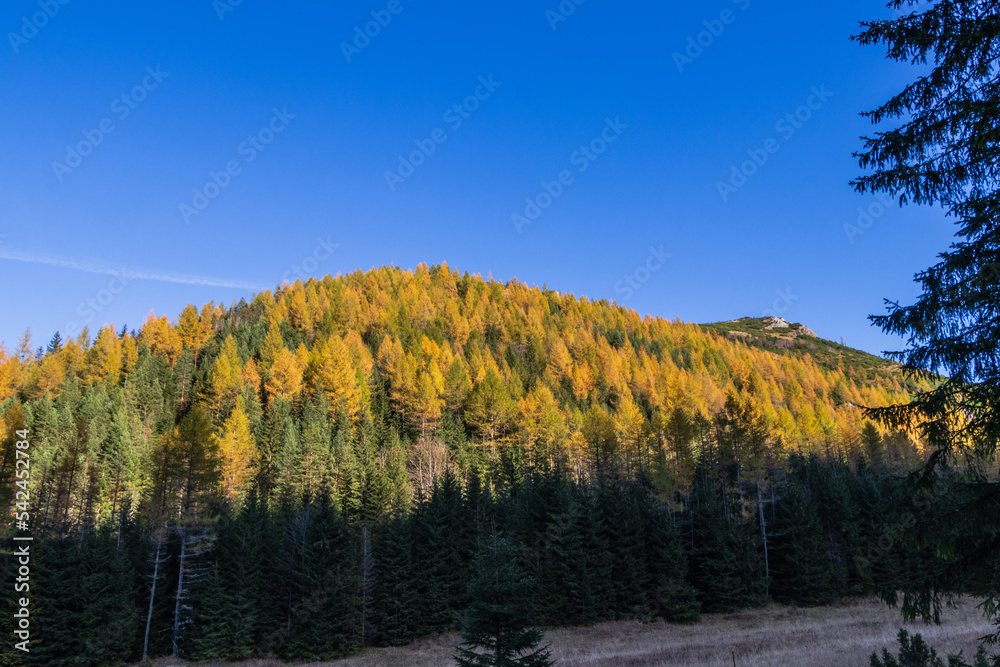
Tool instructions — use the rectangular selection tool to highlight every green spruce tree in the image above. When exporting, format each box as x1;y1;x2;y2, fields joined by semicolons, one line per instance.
455;532;552;667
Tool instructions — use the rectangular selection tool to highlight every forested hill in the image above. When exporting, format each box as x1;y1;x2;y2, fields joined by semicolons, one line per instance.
0;264;932;510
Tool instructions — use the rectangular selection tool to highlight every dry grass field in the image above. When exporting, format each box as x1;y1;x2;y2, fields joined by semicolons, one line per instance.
146;596;993;667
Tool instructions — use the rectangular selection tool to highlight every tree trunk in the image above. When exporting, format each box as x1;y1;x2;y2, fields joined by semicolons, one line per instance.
757;476;770;600
143;526;165;662
172;527;187;657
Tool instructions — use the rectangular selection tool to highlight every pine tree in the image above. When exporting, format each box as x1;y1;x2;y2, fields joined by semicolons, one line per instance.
688;477;757;613
279;497;359;660
537;485;587;626
642;494;700;622
455;532;552;667
412;471;470;634
189;493;270;661
852;1;1000;461
769;478;833;606
373;514;421;646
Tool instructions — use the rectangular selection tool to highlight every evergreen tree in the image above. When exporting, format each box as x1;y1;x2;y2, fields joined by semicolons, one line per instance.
688;476;763;613
46;332;63;356
870;630;946;667
594;480;648;617
535;482;610;626
536;486;586;626
455;532;552;667
805;458;865;599
642;496;700;622
769;478;833;606
412;471;470;634
188;493;268;661
278;496;359;660
373;514;421;645
31;539;84;665
853;1;1000;461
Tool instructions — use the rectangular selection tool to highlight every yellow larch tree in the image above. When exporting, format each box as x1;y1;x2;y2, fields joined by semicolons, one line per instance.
205;335;242;418
546;337;573;382
177;304;203;350
242;358;262;399
265;348;303;402
84;325;123;386
218;396;256;502
518;383;568;471
198;302;217;342
313;335;364;417
614;394;647;477
121;335;138;373
287;283;310;332
258;319;285;379
34;351;66;398
138;312;182;365
0;348;21;401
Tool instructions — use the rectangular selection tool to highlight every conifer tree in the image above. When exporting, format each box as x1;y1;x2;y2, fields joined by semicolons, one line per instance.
455;532;552;667
188;494;268;661
31;538;84;665
279;496;359;660
537;486;586;625
373;514;421;645
853;1;1000;460
594;480;648;617
641;494;700;621
412;471;470;634
218;396;256;502
769;478;833;606
688;476;764;613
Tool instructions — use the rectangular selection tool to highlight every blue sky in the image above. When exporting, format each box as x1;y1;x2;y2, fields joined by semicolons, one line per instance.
0;0;951;357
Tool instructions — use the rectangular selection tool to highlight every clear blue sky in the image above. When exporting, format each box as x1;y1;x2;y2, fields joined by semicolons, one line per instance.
0;0;952;357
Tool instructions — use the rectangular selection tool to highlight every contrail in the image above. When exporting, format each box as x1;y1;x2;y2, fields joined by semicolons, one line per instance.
0;247;266;291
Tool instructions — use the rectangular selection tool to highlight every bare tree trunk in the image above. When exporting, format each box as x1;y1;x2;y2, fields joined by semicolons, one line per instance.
172;527;187;657
143;526;165;662
62;453;77;534
757;477;770;600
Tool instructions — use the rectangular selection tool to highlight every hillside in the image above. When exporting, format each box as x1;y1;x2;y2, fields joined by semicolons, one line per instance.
0;264;932;513
700;316;923;392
